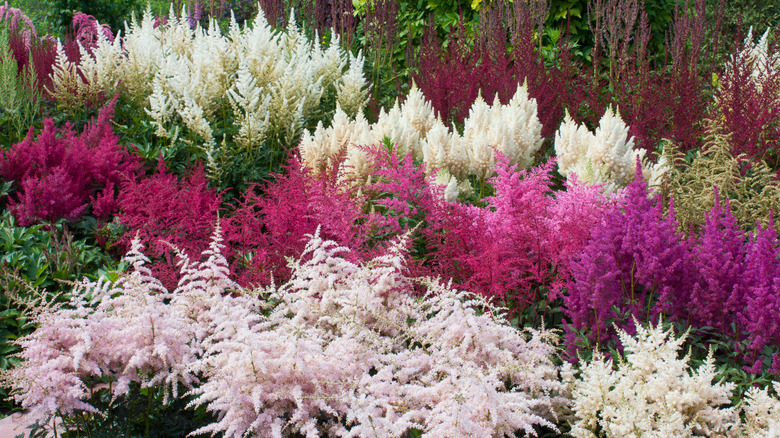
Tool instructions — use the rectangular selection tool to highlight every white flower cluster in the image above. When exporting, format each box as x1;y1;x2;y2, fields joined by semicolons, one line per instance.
300;82;544;197
723;27;780;94
554;107;664;190
49;6;368;152
567;319;780;438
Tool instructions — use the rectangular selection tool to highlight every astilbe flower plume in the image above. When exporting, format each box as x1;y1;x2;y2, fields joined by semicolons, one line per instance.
0;235;205;421
223;153;375;287
0;97;139;225
563;167;693;355
427;152;609;312
188;227;568;437
566;318;740;438
116;160;221;289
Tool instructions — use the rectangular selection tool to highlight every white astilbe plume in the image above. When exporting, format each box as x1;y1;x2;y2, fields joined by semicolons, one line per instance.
228;59;271;149
336;51;368;118
567;318;740;438
47;40;83;109
189;228;567;437
740;381;780;437
723;27;779;94
555;107;657;190
461;82;544;179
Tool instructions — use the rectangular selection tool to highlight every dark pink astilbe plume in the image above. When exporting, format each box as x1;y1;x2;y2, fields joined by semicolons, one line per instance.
116;160;222;289
429;153;608;310
225;153;374;287
0;97;139;226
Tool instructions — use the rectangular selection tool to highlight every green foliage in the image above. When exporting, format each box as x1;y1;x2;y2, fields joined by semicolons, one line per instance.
47;0;141;34
0;27;40;146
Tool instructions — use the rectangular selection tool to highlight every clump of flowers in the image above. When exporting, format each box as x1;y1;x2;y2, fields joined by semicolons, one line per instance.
2;226;568;437
567;319;740;438
0;98;139;225
300;82;544;189
554;107;664;190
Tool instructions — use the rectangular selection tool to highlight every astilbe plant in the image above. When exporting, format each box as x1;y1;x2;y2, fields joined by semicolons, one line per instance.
563;167;693;356
0;97;139;226
566;318;741;438
116;159;221;289
421;152;609;315
716;27;780;166
223;152;375;287
3;225;568;436
189;227;568;437
0;235;202;423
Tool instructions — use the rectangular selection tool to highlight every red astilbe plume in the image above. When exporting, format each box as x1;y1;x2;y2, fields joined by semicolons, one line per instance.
0;97;139;225
716;28;780;165
116;160;222;289
222;152;375;287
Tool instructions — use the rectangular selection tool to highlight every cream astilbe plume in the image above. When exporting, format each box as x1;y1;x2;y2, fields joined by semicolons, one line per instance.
568;319;740;438
740;382;780;437
555;107;654;189
723;27;779;94
48;40;83;109
460;83;544;180
336;51;368;118
121;6;164;101
228;59;271;149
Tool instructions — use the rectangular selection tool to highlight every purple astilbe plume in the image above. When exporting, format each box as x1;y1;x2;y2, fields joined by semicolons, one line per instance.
116;160;222;289
563;166;693;356
740;217;780;372
0;97;139;225
688;189;748;337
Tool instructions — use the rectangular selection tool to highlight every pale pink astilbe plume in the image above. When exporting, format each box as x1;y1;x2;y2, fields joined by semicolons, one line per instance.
190;228;567;437
2;235;213;419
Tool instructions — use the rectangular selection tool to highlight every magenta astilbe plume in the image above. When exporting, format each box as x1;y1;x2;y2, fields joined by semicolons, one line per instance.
0;98;138;225
423;153;608;310
688;189;747;337
116;161;221;289
563;169;693;355
740;217;780;371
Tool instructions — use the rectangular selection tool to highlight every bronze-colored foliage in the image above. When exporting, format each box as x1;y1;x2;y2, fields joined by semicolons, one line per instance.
660;117;780;235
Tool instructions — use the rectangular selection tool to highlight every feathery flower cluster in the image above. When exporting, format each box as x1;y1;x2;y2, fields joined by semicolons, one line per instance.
4;227;567;436
48;5;367;152
190;228;567;437
300;82;543;190
554;107;664;190
567;319;740;438
0;99;139;225
722;27;779;94
1;235;207;420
